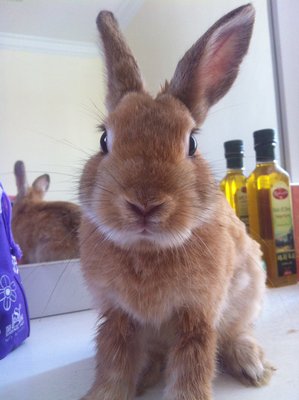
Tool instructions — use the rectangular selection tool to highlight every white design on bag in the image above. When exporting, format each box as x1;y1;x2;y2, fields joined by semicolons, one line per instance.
5;304;24;338
0;274;17;311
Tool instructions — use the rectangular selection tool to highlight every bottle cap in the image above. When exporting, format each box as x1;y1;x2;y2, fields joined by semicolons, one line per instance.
224;140;244;169
253;129;276;162
224;140;244;158
254;129;276;149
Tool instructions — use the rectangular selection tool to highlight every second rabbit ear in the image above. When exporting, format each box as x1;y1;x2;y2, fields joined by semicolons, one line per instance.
96;11;144;112
32;174;50;194
14;160;28;197
166;4;255;123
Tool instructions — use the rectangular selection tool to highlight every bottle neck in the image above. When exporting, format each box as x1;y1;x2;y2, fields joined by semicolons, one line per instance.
226;157;244;170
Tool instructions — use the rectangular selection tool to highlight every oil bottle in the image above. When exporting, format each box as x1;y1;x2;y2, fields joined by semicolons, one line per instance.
220;140;249;228
247;128;297;287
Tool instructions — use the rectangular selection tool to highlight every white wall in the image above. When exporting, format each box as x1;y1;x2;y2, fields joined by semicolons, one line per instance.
125;0;279;180
0;49;104;201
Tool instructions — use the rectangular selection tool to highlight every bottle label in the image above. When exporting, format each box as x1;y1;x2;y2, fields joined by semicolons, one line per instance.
271;182;297;277
236;186;249;227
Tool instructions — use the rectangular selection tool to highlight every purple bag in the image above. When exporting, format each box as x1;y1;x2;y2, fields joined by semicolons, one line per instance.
0;183;30;359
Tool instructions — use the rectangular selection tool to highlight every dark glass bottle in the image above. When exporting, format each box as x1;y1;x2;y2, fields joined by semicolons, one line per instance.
247;129;297;287
220;140;249;228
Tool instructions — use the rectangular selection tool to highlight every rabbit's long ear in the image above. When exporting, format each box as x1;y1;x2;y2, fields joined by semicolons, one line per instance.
32;174;50;196
97;11;144;112
166;4;255;123
14;160;28;197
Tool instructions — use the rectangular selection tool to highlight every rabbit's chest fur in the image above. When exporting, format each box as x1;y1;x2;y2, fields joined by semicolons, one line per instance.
109;252;195;324
80;218;233;326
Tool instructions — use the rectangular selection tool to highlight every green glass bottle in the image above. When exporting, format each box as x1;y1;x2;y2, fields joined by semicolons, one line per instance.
220;140;249;228
247;129;297;287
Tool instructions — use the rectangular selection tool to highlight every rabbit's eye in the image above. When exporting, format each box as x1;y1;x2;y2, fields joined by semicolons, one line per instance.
100;130;108;154
188;134;197;156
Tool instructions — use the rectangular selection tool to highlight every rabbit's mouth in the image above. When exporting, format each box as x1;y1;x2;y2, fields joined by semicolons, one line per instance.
99;220;193;250
139;228;150;236
130;215;161;235
126;222;160;240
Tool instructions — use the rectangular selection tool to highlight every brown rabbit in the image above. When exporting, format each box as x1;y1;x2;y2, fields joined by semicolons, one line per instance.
12;160;80;264
79;4;274;400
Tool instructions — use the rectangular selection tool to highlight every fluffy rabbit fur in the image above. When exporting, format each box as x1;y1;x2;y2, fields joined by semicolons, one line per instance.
79;4;273;400
12;160;80;264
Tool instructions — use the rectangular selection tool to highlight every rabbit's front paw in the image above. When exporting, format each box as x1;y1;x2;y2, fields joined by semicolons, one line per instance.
240;359;275;387
222;334;275;387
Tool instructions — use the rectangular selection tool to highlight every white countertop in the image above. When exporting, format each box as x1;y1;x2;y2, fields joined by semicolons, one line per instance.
1;285;299;400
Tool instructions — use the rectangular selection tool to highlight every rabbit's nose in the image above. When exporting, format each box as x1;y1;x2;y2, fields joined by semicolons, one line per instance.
126;200;164;218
